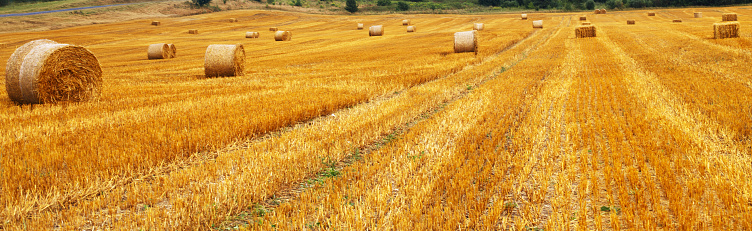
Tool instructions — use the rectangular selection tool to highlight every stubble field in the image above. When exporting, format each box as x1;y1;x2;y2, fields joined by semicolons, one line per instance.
0;6;751;230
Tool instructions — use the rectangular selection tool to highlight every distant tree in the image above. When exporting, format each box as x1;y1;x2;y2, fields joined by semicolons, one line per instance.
377;0;391;6
396;1;409;10
479;0;501;6
586;0;595;9
267;0;275;4
606;0;623;8
0;0;9;7
192;0;212;6
345;0;358;12
294;0;302;6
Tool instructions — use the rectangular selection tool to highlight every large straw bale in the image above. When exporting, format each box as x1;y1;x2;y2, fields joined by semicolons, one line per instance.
369;25;384;36
532;20;543;28
454;30;477;54
627;19;636;25
722;13;737;21
521;14;527;20
473;23;484;31
594;9;599;14
6;40;102;104
580;16;587;21
228;18;238;22
714;21;740;39
204;44;244;77
600;9;606;14
402;19;411;25
407;25;416;32
168;44;176;58
357;23;364;30
274;31;292;41
575;25;596;38
151;21;161;26
269;27;278;31
147;43;170;59
246;32;260;38
648;12;656;16
189;29;199;34
694;12;702;18
673;19;682;23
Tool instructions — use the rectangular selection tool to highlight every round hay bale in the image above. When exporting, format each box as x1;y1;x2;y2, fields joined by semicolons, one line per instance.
580;16;587;21
228;18;237;22
648;12;656;16
270;27;278;31
147;43;170;60
168;44;177;58
151;21;161;26
8;42;102;104
5;39;57;103
357;23;364;30
473;23;484;31
594;9;599;14
722;13;737;21
627;19;636;25
407;25;416;32
673;19;682;23
521;14;528;20
454;30;477;54
532;20;543;28
402;19;410;26
600;9;606;14
204;44;245;77
246;32;260;38
189;29;199;34
369;25;384;36
274;31;292;41
694;12;702;18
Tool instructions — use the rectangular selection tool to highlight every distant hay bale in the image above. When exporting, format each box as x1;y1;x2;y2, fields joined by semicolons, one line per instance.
228;18;237;22
6;40;102;104
627;19;636;24
714;21;740;39
369;25;383;36
473;23;484;31
453;30;477;54
594;9;599;14
673;19;682;23
402;19;410;25
600;9;606;14
168;44;176;58
274;31;292;41
532;20;543;28
269;27;278;31
151;21;161;26
245;32;260;38
722;13;737;21
407;25;416;32
582;22;591;25
189;29;199;34
694;12;702;18
648;12;656;16
521;14;527;20
575;25;596;38
357;23;364;30
580;16;587;21
204;44;244;77
6;39;57;103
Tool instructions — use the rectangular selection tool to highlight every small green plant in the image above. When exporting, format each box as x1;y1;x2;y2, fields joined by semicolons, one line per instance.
504;201;517;210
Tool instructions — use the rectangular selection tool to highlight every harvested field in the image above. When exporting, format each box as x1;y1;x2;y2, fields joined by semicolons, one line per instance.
1;6;752;230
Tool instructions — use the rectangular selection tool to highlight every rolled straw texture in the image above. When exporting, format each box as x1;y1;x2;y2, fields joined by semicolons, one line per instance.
246;32;260;38
6;39;57;103
147;43;170;59
575;25;596;38
369;25;383;36
714;21;740;39
521;14;527;20
407;25;416;32
204;44;245;77
473;23;484;31
402;19;410;25
168;44;176;58
270;27;278;31
532;20;543;28
274;31;292;41
594;9;599;14
723;13;737;21
12;43;102;104
600;9;606;14
454;30;477;54
357;23;364;30
189;29;199;34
